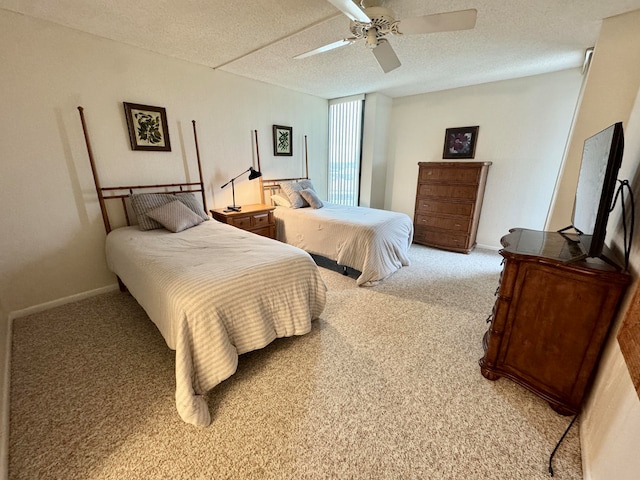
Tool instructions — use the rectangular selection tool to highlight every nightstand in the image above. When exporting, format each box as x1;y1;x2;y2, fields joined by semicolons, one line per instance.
210;203;276;239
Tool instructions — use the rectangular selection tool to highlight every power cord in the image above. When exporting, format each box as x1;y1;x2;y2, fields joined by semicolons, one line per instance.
609;179;635;271
548;414;579;477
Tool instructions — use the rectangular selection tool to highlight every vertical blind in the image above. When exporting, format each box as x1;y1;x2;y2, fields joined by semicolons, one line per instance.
328;95;364;205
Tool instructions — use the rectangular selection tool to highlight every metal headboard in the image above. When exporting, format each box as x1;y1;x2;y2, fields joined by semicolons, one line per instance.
78;107;207;233
255;129;309;205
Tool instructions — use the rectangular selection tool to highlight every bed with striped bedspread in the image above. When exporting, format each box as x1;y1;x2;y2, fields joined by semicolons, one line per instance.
105;220;327;426
273;202;414;286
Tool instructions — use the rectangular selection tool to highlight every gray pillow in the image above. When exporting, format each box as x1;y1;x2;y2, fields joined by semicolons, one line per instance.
280;180;316;209
146;200;204;233
130;192;208;231
299;188;323;209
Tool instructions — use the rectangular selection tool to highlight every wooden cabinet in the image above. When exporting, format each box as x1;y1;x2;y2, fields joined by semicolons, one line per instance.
210;203;275;239
413;161;491;253
479;228;630;415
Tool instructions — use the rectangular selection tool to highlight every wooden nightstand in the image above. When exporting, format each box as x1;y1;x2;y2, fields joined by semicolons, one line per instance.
210;203;276;239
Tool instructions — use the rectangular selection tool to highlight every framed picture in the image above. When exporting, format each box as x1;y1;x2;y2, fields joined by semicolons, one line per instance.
442;126;479;159
273;125;293;156
123;102;171;151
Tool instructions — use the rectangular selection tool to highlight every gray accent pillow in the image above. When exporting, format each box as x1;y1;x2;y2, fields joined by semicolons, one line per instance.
280;180;316;209
130;192;208;231
146;200;204;233
299;188;323;209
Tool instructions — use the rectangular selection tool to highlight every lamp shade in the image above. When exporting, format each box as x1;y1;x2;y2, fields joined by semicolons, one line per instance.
248;167;262;180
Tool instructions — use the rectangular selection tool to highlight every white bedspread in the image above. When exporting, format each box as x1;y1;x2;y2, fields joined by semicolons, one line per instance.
273;203;414;286
105;221;326;426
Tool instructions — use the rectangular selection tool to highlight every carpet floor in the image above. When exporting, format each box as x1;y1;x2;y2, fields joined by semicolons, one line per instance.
9;244;582;479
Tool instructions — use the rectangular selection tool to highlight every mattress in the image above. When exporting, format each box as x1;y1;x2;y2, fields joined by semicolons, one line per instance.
273;202;414;286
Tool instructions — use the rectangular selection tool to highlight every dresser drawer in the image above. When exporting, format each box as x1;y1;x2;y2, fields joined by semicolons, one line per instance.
414;227;470;250
415;199;474;216
418;183;479;200
419;166;480;184
415;214;471;232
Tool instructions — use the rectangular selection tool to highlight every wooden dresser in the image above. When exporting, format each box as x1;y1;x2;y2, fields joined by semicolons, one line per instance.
210;203;275;239
480;228;630;415
413;161;491;253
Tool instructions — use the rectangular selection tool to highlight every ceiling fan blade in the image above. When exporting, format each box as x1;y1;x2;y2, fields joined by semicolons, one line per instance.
326;0;371;23
294;38;356;59
372;39;401;73
399;9;477;35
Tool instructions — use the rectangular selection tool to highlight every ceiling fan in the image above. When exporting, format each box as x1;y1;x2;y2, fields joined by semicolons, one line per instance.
295;0;477;73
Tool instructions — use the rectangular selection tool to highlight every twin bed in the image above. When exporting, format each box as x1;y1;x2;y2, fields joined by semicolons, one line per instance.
260;168;413;287
80;110;412;426
267;191;413;286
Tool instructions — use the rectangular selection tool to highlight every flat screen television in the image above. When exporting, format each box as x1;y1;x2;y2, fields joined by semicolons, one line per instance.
563;122;624;260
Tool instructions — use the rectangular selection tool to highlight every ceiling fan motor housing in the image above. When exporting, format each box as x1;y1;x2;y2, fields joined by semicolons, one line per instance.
350;6;400;41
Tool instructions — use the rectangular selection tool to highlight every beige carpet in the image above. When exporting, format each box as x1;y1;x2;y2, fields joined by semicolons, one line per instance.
9;245;582;479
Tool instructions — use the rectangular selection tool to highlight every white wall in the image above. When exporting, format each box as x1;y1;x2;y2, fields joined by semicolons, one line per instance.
0;9;328;318
360;93;392;209
547;10;640;232
386;69;583;248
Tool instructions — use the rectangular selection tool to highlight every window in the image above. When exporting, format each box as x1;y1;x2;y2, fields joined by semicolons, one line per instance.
328;95;364;205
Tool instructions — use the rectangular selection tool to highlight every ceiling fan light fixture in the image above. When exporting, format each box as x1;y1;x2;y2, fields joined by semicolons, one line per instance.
366;27;378;49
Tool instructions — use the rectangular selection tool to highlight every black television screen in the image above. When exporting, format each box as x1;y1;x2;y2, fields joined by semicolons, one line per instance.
571;122;624;259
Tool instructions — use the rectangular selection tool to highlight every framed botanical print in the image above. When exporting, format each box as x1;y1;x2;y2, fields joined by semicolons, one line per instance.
123;102;171;151
273;125;293;156
443;126;479;159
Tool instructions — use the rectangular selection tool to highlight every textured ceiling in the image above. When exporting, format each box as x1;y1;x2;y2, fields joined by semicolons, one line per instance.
3;0;640;99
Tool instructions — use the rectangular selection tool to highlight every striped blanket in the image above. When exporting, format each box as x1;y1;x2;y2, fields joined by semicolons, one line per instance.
105;222;326;426
273;203;414;286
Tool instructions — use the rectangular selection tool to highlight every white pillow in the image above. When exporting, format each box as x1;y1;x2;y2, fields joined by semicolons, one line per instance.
146;200;204;232
271;193;292;208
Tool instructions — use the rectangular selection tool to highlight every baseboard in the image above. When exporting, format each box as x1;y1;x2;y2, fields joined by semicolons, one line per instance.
581;430;592;480
9;284;119;320
476;242;501;251
0;313;12;480
0;283;119;480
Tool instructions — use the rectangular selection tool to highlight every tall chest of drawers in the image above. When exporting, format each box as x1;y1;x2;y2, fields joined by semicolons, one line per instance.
413;161;491;253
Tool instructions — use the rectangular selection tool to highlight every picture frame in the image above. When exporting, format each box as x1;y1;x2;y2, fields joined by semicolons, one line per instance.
442;126;479;159
273;125;293;156
123;102;171;151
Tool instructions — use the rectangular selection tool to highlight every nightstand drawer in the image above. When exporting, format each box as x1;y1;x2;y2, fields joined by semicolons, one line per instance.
231;216;252;229
251;213;271;228
252;226;273;238
210;204;276;239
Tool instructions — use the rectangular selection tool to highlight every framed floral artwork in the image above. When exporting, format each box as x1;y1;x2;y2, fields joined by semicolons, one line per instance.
123;102;171;151
273;125;293;156
442;126;479;159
